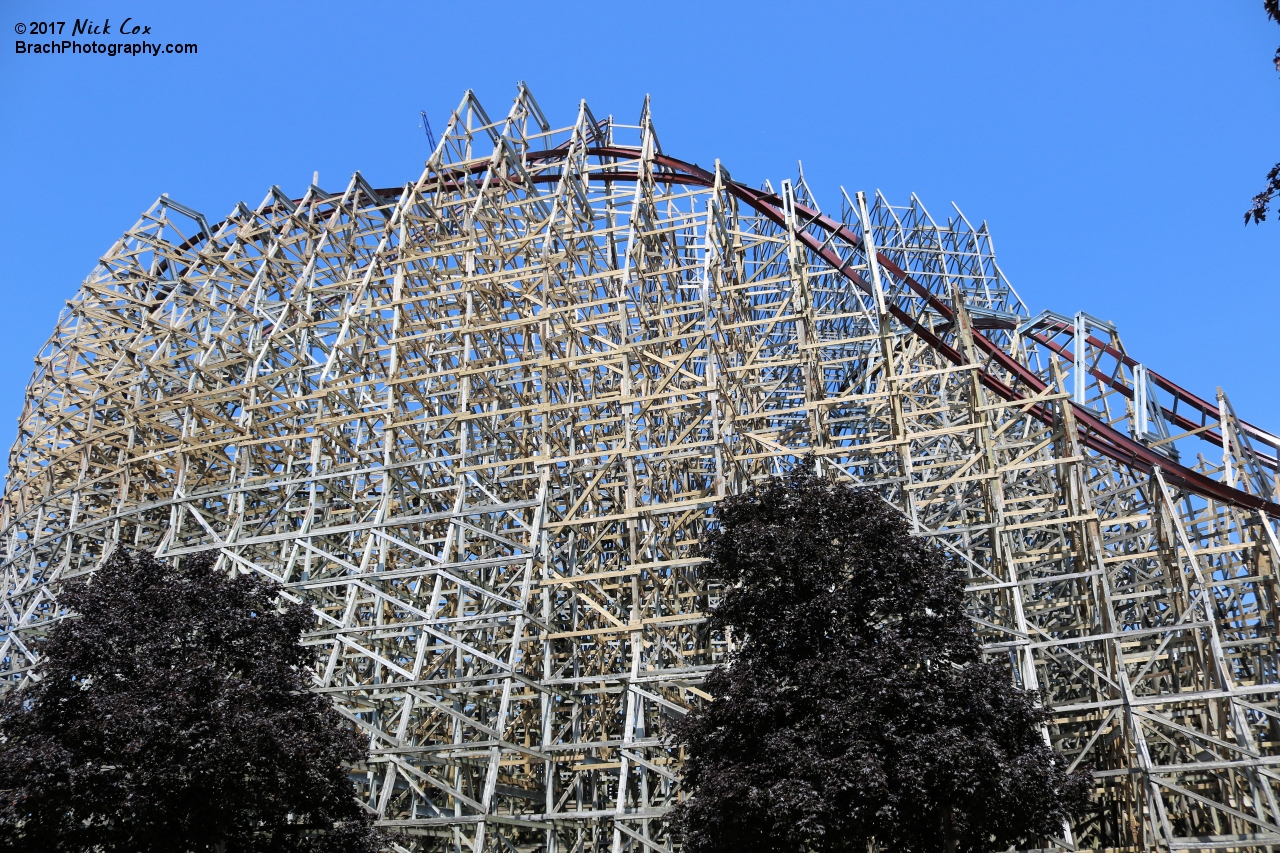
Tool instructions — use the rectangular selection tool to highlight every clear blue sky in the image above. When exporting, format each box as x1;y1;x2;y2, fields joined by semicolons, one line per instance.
1;1;1277;462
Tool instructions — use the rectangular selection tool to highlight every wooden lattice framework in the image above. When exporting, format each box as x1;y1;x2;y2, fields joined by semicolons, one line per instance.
3;85;1280;852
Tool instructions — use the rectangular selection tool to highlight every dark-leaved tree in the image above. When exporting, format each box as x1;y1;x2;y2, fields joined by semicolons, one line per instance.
1246;0;1280;223
670;463;1089;853
0;548;380;853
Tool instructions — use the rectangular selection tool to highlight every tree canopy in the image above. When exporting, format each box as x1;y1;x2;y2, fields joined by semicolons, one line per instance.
0;548;380;853
669;464;1089;853
1245;0;1280;223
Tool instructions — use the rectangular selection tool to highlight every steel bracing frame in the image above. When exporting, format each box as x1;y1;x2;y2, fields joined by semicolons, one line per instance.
2;85;1280;852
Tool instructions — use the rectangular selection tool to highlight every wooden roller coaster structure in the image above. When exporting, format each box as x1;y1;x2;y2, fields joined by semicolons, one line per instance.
3;85;1280;852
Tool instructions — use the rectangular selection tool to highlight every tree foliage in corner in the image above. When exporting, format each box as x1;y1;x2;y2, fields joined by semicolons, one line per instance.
1246;0;1280;223
0;548;380;853
670;464;1090;853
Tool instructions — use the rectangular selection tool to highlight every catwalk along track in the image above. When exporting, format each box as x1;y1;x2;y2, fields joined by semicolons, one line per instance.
3;86;1279;852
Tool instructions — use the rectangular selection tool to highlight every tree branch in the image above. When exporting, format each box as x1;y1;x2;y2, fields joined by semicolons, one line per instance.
1246;2;1280;223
